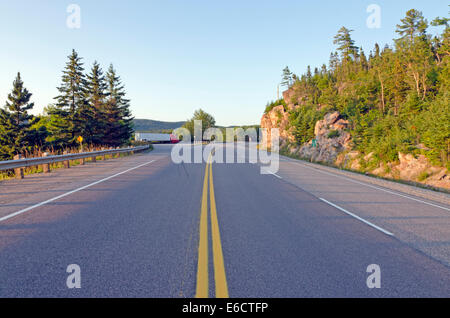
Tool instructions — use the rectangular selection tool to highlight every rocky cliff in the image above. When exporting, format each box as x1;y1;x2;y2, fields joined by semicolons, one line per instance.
260;90;299;148
260;105;294;146
260;88;450;190
296;111;351;164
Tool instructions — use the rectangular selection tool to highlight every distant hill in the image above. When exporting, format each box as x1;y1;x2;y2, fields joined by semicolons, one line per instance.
133;119;186;132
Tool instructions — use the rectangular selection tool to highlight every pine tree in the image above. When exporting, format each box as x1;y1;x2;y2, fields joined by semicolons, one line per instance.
0;73;36;159
86;61;108;144
314;67;319;77
333;27;358;61
359;47;368;71
370;48;388;113
395;11;433;100
431;16;450;65
102;64;134;146
51;49;90;146
374;43;380;58
396;9;428;43
0;109;15;160
329;52;339;71
306;65;312;80
281;66;293;88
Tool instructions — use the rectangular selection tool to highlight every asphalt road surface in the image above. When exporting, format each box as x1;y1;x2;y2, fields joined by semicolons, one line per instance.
0;144;449;297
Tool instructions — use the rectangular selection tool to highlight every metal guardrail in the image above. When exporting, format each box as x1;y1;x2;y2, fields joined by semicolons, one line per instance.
0;145;150;171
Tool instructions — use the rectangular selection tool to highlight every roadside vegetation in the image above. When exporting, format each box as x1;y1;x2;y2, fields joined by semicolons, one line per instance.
280;146;450;194
264;99;286;114
0;49;134;161
182;109;216;141
0;143;153;181
275;9;449;170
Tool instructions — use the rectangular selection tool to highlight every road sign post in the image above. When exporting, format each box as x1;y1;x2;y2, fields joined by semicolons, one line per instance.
77;136;84;153
13;154;24;179
311;139;318;163
77;136;85;165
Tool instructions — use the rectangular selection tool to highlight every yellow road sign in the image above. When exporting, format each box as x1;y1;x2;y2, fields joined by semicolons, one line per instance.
77;136;83;143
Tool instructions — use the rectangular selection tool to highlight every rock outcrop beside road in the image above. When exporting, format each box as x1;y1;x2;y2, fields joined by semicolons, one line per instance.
260;87;450;190
297;111;351;164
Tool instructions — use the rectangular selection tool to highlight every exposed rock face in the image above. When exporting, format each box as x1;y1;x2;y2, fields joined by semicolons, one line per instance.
260;96;351;163
260;87;305;148
396;153;429;180
282;89;297;105
259;88;450;190
260;105;296;148
393;153;450;189
297;111;351;164
336;150;360;170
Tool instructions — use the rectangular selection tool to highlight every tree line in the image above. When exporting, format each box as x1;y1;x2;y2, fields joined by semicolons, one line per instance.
277;9;449;169
0;49;134;160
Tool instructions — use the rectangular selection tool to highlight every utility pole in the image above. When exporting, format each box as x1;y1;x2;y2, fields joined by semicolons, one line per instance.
277;85;279;100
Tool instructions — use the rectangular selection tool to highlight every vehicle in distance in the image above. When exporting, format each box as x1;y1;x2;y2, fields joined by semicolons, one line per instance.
135;133;180;144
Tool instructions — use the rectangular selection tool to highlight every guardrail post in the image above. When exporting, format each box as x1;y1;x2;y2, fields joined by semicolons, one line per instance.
80;156;85;165
91;155;96;163
63;151;70;169
13;154;24;179
42;153;51;173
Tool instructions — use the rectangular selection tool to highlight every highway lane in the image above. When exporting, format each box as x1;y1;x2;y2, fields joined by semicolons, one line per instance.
213;157;450;297
275;156;450;268
0;144;449;297
0;146;171;221
0;146;203;297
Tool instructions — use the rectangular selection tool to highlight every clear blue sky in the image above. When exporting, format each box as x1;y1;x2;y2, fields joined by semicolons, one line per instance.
0;0;447;126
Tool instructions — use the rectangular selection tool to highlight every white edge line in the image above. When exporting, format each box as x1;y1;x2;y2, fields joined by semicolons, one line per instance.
271;172;282;179
287;159;450;212
319;198;394;237
261;168;282;179
0;160;156;223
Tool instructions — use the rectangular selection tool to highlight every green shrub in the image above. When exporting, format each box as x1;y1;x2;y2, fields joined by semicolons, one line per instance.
327;130;340;138
264;99;286;114
417;171;430;181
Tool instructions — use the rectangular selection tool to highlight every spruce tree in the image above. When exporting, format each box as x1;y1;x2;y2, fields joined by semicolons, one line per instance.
103;64;134;146
396;9;428;43
395;10;433;100
0;109;15;160
86;61;108;144
281;66;293;88
333;27;358;61
0;73;36;159
52;49;90;146
359;48;368;70
374;43;381;58
329;52;339;71
306;65;312;80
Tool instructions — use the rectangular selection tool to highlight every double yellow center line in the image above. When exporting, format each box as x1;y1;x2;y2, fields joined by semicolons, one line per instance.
195;153;229;298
